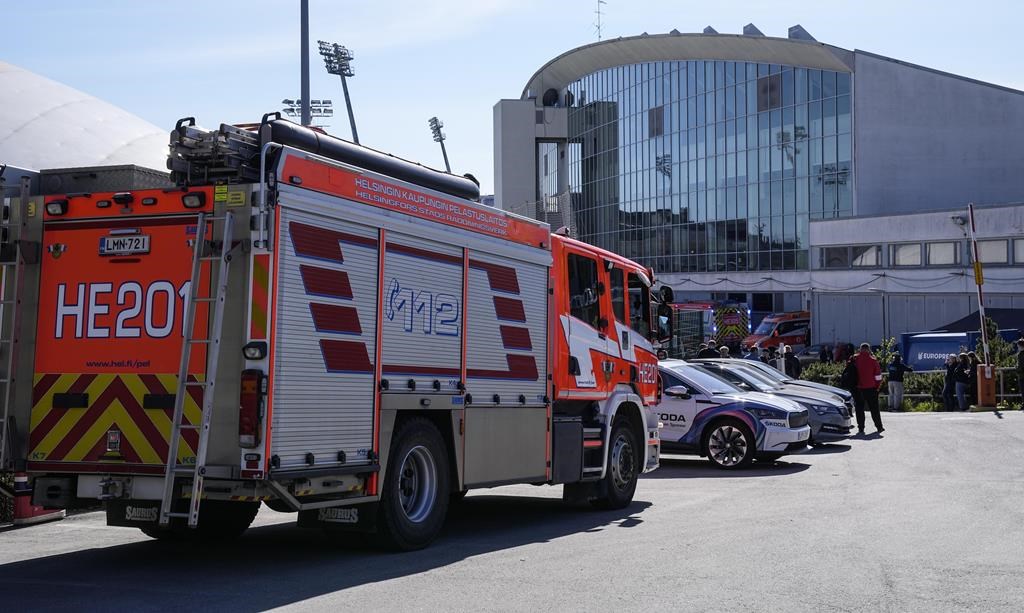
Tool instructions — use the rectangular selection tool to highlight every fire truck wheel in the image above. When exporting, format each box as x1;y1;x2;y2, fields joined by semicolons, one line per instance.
194;500;260;540
139;500;260;542
702;419;755;469
375;417;451;551
591;416;640;510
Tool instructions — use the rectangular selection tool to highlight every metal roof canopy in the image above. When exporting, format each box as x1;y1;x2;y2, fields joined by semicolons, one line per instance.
522;33;854;99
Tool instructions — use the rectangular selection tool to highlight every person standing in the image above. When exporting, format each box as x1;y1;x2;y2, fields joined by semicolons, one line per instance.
840;354;861;425
886;353;913;411
783;345;802;379
953;353;972;411
966;351;980;408
819;345;832;363
942;354;958;412
853;342;883;434
743;345;759;360
771;346;786;373
718;345;731;358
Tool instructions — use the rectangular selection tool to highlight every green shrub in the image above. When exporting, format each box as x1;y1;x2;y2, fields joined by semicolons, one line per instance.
903;371;945;399
907;400;942;412
801;361;844;385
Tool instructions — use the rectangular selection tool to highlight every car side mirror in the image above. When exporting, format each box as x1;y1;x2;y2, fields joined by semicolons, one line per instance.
665;386;691;399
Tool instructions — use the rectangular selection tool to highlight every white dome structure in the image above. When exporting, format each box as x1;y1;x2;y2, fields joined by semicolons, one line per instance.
0;60;167;171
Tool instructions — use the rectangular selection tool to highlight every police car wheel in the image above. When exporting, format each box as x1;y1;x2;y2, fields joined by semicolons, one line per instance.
375;417;450;551
703;419;755;469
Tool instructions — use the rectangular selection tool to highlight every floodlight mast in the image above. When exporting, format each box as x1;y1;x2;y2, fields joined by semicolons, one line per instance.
300;0;311;125
318;40;359;144
428;117;451;173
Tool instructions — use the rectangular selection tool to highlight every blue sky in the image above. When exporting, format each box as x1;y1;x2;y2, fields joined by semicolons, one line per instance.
4;1;1021;194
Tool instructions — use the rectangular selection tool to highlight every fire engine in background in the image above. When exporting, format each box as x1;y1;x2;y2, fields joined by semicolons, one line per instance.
663;301;750;356
743;311;811;352
0;114;661;549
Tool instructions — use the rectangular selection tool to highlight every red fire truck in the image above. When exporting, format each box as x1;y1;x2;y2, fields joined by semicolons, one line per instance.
0;115;661;549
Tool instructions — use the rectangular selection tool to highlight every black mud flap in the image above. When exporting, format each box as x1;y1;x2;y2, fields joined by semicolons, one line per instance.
562;482;599;506
297;502;379;533
105;500;162;528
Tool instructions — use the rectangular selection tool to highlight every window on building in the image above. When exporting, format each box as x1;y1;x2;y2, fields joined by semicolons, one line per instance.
610;267;626;322
851;245;880;267
926;242;961;266
648;105;665;137
822;246;849;269
627;272;652;337
970;239;1009;264
820;245;879;268
757;74;782;111
567;253;602;328
1015;238;1024;264
891;243;922;266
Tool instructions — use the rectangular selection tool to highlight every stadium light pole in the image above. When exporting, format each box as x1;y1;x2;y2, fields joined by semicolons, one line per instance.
428;117;451;173
318;40;359;144
300;0;310;125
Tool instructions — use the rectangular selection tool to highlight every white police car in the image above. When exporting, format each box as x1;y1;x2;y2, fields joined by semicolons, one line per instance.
658;360;810;469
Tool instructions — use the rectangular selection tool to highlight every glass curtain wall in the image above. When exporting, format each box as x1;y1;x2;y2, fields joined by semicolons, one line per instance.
566;61;853;272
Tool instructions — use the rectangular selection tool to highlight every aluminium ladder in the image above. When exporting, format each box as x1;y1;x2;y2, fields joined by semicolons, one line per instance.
0;177;29;472
159;211;234;528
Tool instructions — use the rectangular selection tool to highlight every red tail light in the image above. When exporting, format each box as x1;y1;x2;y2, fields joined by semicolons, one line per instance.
239;369;265;448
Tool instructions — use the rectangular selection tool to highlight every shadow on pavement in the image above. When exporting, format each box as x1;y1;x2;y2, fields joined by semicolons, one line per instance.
644;456;810;479
0;495;649;610
804;443;852;455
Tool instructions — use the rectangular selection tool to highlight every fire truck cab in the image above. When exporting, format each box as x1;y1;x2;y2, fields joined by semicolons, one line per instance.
0;115;660;549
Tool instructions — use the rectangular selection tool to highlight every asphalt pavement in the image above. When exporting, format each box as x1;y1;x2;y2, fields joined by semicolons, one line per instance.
2;411;1023;612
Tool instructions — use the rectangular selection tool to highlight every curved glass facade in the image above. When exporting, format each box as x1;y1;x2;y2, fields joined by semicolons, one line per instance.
565;60;852;272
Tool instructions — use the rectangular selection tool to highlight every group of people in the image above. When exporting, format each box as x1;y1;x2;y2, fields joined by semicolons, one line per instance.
941;351;981;411
695;339;732;359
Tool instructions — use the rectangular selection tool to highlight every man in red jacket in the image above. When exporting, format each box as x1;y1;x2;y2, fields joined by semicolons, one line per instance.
854;342;884;435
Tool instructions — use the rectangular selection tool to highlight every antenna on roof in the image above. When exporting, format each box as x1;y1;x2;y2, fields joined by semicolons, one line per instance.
594;0;607;41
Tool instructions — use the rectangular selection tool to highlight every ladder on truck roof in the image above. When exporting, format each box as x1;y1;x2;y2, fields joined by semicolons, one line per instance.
0;176;30;472
159;211;235;529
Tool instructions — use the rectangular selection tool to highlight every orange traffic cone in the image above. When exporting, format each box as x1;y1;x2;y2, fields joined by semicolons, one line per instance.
12;473;64;526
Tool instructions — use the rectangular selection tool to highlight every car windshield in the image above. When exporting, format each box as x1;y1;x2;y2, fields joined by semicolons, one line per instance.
666;364;741;395
709;366;775;392
743;361;789;382
754;321;775;334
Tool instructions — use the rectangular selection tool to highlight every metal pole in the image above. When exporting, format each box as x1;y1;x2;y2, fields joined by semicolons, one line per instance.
339;74;359;144
300;0;311;126
967;203;990;364
438;138;451;173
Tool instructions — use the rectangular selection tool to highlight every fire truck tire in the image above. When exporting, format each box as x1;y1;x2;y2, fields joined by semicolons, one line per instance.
264;499;294;513
375;417;450;551
139;500;260;542
591;416;640;510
